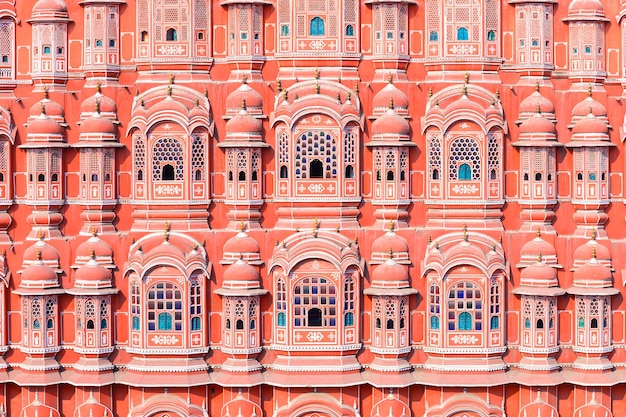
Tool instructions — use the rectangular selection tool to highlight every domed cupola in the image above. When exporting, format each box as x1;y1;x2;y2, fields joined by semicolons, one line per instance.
570;250;617;295
22;231;61;270
517;230;560;268
370;222;410;265
217;258;266;295
29;0;69;22
79;104;117;142
73;252;112;290
570;90;608;127
370;100;410;142
18;248;60;291
25;104;65;144
221;224;262;265
369;252;411;290
572;230;612;271
75;231;114;265
224;101;263;142
518;110;557;142
517;83;556;124
513;254;563;297
79;83;118;121
565;0;608;21
371;76;409;117
225;76;264;118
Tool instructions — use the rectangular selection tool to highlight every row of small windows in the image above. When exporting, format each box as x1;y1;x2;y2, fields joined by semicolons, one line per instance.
86;39;116;48
279;21;355;37
34;46;64;55
139;30;205;42
428;29;496;42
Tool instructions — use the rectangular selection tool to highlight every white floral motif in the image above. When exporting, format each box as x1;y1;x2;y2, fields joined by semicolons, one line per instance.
309;40;326;50
308;184;326;193
307;332;324;342
451;334;479;345
158;45;185;55
151;335;180;345
452;184;478;194
155;185;182;195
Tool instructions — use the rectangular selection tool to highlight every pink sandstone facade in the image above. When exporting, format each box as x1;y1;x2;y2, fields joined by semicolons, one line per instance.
0;0;625;416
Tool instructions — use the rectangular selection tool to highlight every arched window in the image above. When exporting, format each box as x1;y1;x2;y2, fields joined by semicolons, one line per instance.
308;308;322;327
430;31;438;41
487;30;496;41
166;28;178;41
236;319;244;330
310;17;325;36
386;318;394;330
147;282;183;331
448;281;482;331
191;316;201;331
345;25;354;36
591;318;598;329
432;169;439;180
141;31;149;42
43;45;51;54
195;170;202;180
458;312;472;330
238;171;246;181
524;317;531;328
578;317;585;328
431;315;440;330
162;164;175;180
158;312;173;330
344;312;354;326
490;316;499;330
386;171;394;181
226;318;231;329
459;163;472;180
376;317;382;328
281;25;289;36
280;166;288;179
310;159;323;178
457;27;469;41
34;319;41;329
535;172;542;181
277;312;286;327
132;316;140;330
87;320;95;330
537;319;544;329
345;165;354;178
101;319;108;329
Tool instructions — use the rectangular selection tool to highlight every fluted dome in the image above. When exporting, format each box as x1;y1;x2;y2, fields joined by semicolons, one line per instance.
150;94;189;116
519;259;558;288
27;113;64;137
371;258;409;287
23;235;60;266
519;89;555;119
372;81;409;115
30;0;69;21
225;107;263;137
572;112;609;135
223;230;260;255
74;257;112;288
76;234;114;263
519;113;556;136
573;257;613;290
572;96;607;120
568;0;605;17
223;258;260;284
371;230;410;264
518;233;558;267
30;99;64;120
371;106;410;137
572;236;611;270
20;260;59;289
80;112;116;136
225;81;263;116
80;90;117;116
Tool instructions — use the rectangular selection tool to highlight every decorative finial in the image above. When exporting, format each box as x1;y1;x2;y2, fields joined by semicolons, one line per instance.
387;73;393;84
314;68;320;80
461;83;467;96
40;102;46;115
464;72;469;84
90;248;96;260
283;89;288;102
95;99;101;114
276;79;282;93
388;248;393;259
346;91;351;101
167;84;172;97
164;221;170;241
241;74;248;84
591;227;596;240
37;229;44;240
91;227;97;237
462;224;468;242
428;88;433;98
337;92;341;103
389;98;394;110
195;98;200;107
242;98;247;110
315;82;320;94
591;247;596;260
42;85;49;99
536;104;541;114
169;72;174;84
95;81;101;94
354;83;359;94
588;84;592;97
537;252;542;263
535;81;540;92
36;248;42;261
388;219;394;232
140;98;145;107
536;227;541;238
428;234;432;244
239;220;245;232
495;89;500;100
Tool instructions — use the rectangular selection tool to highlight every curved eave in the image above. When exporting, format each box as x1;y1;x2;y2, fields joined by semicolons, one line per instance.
567;286;619;296
363;287;418;296
65;288;119;296
220;0;272;4
72;141;125;148
270;250;364;276
618;8;626;23
18;142;69;149
364;0;416;3
512;286;565;296
365;140;417;147
563;15;609;23
217;141;269;148
214;288;268;296
13;287;65;295
565;141;615;147
511;140;562;147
